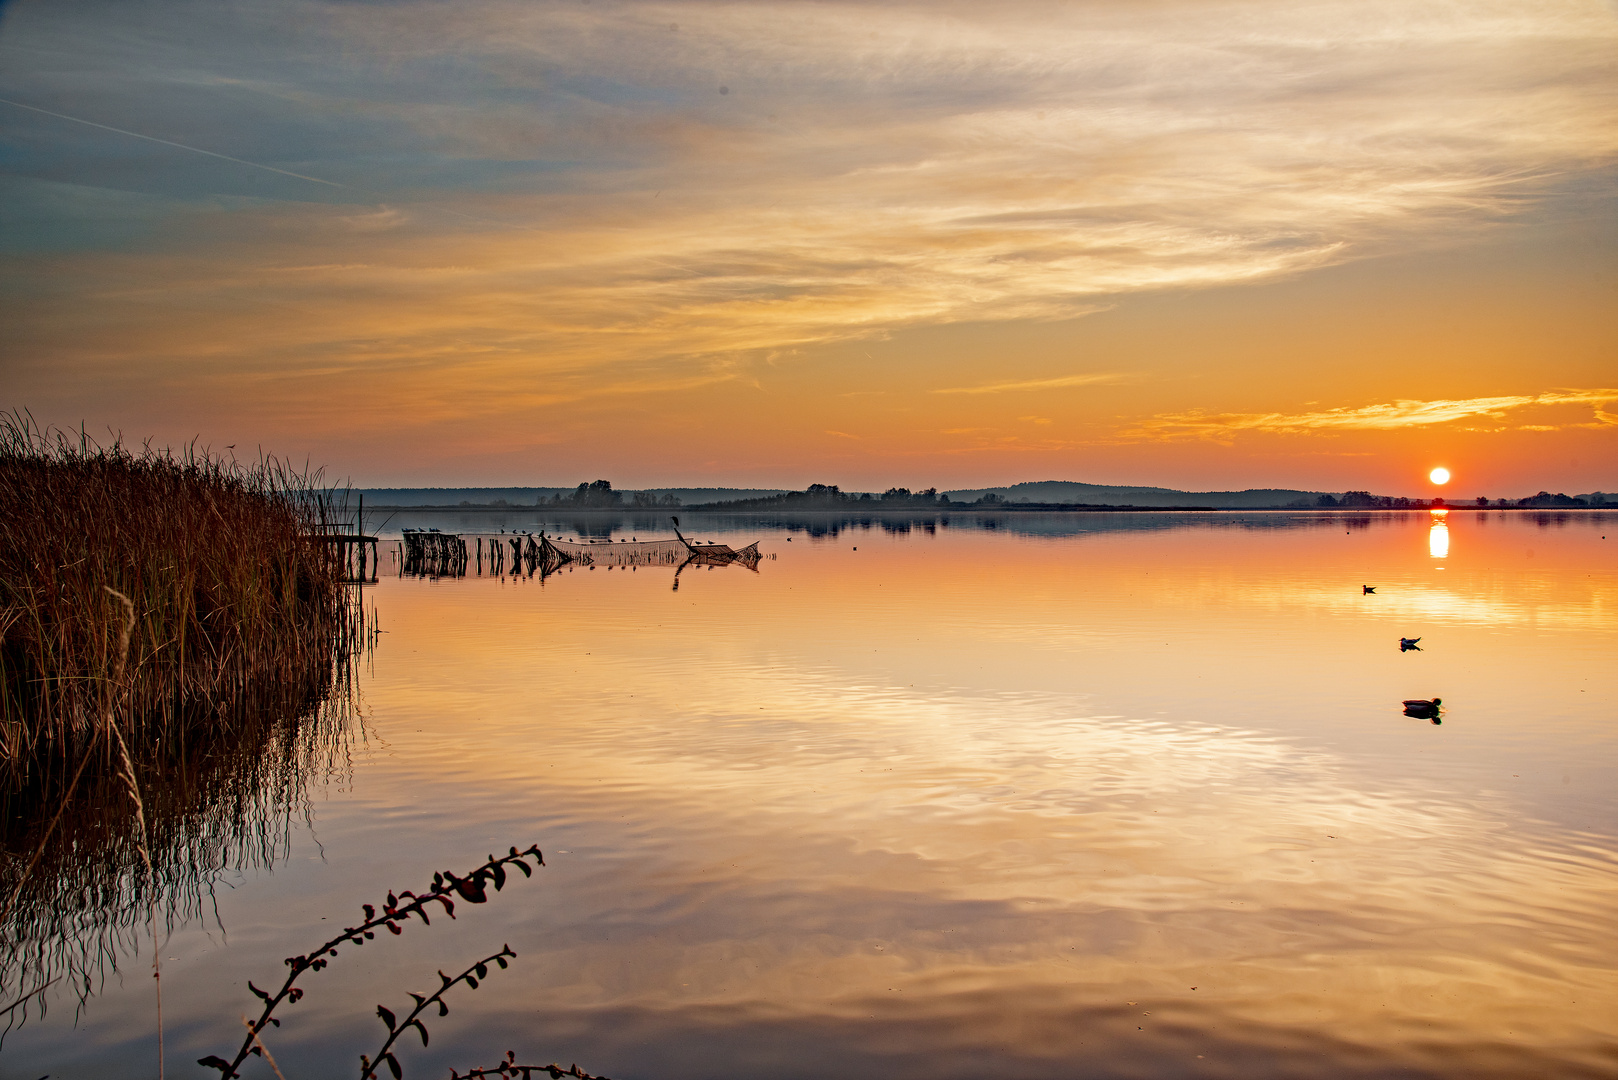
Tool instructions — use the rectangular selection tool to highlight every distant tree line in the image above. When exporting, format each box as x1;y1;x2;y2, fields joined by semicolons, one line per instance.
1307;490;1606;509
688;483;1022;511
520;482;1607;512
535;481;679;508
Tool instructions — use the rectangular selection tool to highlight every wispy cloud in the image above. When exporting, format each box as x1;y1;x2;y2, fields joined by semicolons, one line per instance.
10;1;1618;388
1130;390;1618;441
934;374;1123;395
4;0;1618;469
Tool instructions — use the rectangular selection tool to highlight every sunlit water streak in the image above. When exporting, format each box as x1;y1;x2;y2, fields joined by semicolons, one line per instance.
5;511;1615;1078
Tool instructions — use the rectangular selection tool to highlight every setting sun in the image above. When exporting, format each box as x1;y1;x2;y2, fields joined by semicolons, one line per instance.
1429;467;1452;485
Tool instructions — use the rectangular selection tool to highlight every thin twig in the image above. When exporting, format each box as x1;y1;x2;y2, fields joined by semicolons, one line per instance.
0;743;99;928
242;1014;288;1080
105;587;163;1080
0;976;60;1023
361;945;516;1080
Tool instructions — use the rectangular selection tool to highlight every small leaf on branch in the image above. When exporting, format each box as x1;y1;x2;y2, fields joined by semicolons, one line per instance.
411;1019;430;1046
378;1005;397;1031
385;1052;403;1080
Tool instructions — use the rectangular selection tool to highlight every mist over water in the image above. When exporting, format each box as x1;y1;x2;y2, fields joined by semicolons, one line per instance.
6;511;1616;1078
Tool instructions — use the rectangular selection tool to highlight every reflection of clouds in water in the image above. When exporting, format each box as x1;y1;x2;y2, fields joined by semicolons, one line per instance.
461;680;1618;1070
1212;580;1618;631
335;529;1618;1079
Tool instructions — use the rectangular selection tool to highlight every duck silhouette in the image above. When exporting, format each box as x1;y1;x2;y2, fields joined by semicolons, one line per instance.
1400;637;1421;651
1402;697;1442;722
1363;585;1376;594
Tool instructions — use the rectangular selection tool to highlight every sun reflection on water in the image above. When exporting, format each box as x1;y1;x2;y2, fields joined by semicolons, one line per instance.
1429;521;1450;559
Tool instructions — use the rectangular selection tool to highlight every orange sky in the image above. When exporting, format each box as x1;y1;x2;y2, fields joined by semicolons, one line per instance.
1;0;1615;494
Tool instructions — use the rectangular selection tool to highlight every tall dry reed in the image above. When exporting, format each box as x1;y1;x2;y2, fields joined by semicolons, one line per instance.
0;413;355;779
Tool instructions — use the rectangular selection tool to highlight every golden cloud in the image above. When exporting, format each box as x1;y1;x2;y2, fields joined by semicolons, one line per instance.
1128;390;1618;441
933;374;1124;395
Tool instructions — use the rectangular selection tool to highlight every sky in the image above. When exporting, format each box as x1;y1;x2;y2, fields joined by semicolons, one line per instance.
1;0;1615;495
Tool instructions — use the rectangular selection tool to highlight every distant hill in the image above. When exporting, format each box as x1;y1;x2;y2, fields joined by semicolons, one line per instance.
357;486;789;507
943;481;1320;508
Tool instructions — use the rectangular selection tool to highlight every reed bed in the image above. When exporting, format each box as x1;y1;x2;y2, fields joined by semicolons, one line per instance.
0;415;356;780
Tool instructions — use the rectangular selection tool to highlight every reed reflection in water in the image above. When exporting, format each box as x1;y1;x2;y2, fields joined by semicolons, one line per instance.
4;511;1615;1079
0;592;369;1029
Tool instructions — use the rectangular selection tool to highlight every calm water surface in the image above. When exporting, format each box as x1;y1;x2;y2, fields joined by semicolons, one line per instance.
7;511;1617;1079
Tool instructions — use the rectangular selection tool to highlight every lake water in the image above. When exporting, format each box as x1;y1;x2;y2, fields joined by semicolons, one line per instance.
6;510;1616;1079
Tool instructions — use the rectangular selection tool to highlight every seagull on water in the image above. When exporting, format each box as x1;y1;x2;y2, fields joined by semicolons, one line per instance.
1363;585;1376;594
1400;637;1421;651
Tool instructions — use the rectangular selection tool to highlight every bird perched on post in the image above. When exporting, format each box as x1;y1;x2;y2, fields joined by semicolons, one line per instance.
1400;637;1421;651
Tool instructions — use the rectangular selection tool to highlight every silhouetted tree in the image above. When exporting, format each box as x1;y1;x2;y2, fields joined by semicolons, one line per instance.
1520;491;1586;508
568;481;622;508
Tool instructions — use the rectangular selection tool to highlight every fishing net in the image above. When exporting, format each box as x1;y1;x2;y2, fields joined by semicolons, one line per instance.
400;530;763;578
540;537;689;567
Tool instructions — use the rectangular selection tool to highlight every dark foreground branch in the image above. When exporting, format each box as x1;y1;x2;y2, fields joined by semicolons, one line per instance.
198;846;544;1079
362;945;517;1080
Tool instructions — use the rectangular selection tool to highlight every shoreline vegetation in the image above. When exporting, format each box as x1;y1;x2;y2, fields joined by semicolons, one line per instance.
0;415;362;779
0;417;360;777
0;419;600;1079
0;415;366;1025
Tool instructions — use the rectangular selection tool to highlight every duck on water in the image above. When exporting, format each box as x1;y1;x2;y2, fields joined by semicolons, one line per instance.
1403;697;1442;722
